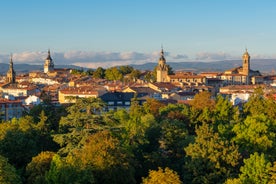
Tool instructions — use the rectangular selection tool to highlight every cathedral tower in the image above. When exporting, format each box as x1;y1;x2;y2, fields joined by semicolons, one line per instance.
6;54;16;83
156;48;169;82
44;49;54;73
242;49;250;76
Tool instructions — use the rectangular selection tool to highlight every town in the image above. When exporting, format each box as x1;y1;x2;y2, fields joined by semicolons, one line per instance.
0;48;275;121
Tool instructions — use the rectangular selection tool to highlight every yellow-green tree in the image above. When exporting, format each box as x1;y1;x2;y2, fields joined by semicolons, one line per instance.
71;130;135;184
142;167;182;184
239;152;271;184
25;151;56;184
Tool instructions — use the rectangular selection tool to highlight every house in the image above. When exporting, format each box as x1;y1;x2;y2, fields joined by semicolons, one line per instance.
100;92;138;111
0;98;23;121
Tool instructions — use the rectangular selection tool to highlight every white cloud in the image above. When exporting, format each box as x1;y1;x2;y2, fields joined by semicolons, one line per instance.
0;50;162;68
1;50;273;68
195;52;236;61
172;54;189;60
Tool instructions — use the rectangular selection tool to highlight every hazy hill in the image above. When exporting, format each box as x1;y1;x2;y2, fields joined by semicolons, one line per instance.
0;64;83;75
1;59;276;75
131;59;276;74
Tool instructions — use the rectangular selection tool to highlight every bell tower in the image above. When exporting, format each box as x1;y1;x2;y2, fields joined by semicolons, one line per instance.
156;47;169;82
44;49;54;73
6;54;16;83
242;49;250;76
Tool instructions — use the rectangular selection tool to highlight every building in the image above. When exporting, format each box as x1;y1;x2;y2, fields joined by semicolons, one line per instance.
156;48;169;82
0;98;23;121
100;92;135;111
6;55;16;84
58;86;107;103
221;49;262;85
44;50;54;73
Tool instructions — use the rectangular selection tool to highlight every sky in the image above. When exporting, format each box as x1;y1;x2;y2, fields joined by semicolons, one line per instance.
1;0;276;68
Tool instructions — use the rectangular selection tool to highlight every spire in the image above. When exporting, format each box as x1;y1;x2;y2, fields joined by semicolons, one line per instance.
46;49;52;60
161;44;164;56
6;53;16;83
10;53;13;65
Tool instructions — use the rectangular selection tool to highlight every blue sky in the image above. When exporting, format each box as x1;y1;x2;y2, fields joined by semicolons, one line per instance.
1;0;276;68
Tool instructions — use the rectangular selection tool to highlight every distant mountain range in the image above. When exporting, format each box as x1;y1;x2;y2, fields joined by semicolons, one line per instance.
1;59;276;75
131;59;276;74
0;64;83;75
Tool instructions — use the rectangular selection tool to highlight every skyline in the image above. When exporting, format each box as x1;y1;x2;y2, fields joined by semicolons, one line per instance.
1;0;276;68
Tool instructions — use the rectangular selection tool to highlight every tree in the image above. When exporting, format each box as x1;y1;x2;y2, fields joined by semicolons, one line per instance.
93;67;105;79
118;65;134;75
190;91;215;110
184;123;240;183
45;154;94;184
239;152;271;184
105;67;123;81
71;130;135;184
0;155;22;184
232;114;274;154
53;97;108;156
0;117;42;169
243;87;266;116
142;167;182;184
143;98;166;118
129;69;141;82
269;162;276;183
25;151;56;184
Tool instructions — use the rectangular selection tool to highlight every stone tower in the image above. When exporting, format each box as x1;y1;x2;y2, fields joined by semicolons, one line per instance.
44;49;54;73
6;54;16;83
156;48;169;82
242;49;250;76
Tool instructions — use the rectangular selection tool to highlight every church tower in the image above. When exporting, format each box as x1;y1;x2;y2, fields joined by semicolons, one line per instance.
242;49;250;76
6;54;16;83
156;48;169;82
44;49;54;73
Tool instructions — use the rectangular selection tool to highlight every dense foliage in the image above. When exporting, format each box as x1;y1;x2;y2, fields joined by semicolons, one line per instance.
1;88;276;183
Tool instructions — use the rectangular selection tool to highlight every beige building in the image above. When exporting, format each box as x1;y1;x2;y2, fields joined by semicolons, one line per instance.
156;48;170;82
221;49;262;85
58;86;107;103
6;55;16;84
44;50;55;73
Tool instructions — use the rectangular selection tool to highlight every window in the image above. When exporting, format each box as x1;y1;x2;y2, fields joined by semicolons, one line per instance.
108;101;114;105
117;101;123;105
125;101;130;105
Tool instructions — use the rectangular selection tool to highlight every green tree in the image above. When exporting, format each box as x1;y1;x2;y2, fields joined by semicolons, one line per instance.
118;65;134;75
184;123;240;183
129;69;141;82
232;114;274;154
92;67;105;79
243;87;266;116
105;67;123;81
0;117;42;169
53;97;108;156
142;167;182;184
0;155;22;184
45;154;94;184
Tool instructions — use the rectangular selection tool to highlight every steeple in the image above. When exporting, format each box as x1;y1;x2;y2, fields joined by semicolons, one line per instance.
156;47;169;82
46;49;52;61
44;49;54;73
242;48;250;76
6;54;16;83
